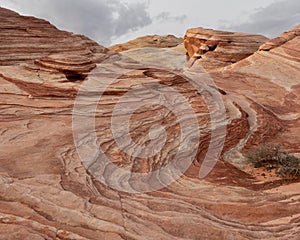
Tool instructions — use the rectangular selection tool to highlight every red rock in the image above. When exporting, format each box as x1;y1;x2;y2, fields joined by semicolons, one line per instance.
0;7;111;97
209;25;300;160
109;34;183;52
0;7;299;240
259;24;300;51
184;28;269;70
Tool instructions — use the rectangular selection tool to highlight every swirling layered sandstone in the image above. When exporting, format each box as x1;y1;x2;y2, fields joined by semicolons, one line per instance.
184;28;269;70
0;7;111;97
0;7;299;240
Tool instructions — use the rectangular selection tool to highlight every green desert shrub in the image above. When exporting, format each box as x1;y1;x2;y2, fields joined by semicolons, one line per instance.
246;144;300;178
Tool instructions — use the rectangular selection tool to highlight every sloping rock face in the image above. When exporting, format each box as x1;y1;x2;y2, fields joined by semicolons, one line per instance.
109;34;183;52
111;35;186;69
0;7;109;66
208;25;300;166
0;7;300;240
259;24;300;51
184;28;269;70
0;7;111;97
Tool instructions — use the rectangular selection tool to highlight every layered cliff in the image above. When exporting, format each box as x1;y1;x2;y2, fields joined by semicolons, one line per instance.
0;7;299;240
184;28;269;70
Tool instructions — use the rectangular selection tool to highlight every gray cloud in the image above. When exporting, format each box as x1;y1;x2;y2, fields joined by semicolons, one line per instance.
155;12;187;23
0;0;152;46
224;0;300;38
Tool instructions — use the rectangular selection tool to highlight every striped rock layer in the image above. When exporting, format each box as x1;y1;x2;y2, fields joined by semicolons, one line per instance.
0;7;299;240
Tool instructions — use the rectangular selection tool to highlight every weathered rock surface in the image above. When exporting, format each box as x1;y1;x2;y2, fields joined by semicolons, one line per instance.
0;7;111;97
209;24;300;169
109;34;183;52
118;47;186;70
259;24;300;51
114;37;186;70
0;7;300;240
184;28;269;70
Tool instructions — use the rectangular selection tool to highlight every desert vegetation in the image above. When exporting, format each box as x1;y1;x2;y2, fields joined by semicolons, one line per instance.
247;144;300;178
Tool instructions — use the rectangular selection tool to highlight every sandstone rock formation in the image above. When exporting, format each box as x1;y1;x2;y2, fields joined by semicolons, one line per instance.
109;35;186;70
109;34;183;52
259;24;300;51
184;28;269;70
0;7;111;98
210;24;300;168
0;7;299;240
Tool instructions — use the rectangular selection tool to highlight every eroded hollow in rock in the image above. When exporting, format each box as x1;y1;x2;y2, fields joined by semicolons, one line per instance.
62;70;87;82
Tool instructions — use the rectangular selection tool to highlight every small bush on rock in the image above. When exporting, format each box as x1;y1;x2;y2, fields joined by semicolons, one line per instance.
247;144;300;178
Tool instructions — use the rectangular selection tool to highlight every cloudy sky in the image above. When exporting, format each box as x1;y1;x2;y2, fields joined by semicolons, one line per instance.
0;0;299;46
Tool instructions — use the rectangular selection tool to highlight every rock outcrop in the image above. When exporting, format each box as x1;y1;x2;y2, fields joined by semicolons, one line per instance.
109;35;186;70
210;24;300;162
184;28;269;70
0;7;300;240
109;34;183;52
0;7;111;97
259;24;300;51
